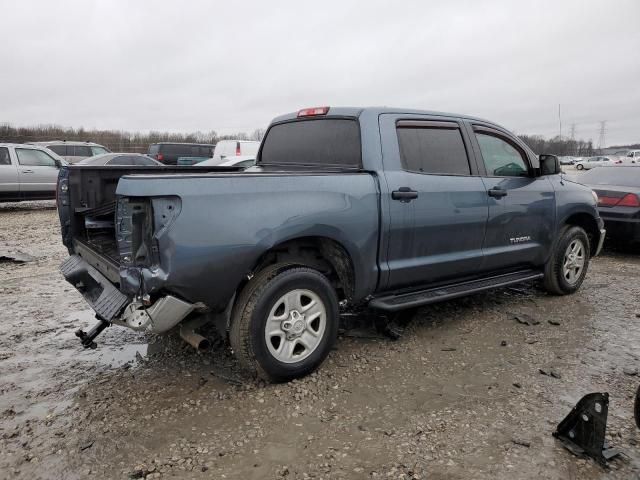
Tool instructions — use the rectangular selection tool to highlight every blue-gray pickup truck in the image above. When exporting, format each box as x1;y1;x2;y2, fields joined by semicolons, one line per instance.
58;106;605;381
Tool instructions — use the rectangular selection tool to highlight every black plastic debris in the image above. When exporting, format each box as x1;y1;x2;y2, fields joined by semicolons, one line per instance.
0;251;35;263
553;392;622;467
512;313;540;326
539;367;562;379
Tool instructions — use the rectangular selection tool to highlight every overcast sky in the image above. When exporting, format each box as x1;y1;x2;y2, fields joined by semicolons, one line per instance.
1;0;639;145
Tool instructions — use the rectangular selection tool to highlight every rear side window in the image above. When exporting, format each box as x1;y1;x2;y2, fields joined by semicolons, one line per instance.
199;146;213;157
148;145;160;155
396;124;470;175
164;144;191;156
16;148;57;166
71;145;92;157
260;119;361;167
91;146;109;155
0;147;10;165
108;156;157;166
48;145;67;156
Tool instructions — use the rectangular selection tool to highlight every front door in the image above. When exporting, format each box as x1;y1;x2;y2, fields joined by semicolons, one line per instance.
380;114;489;290
468;125;555;271
15;148;60;195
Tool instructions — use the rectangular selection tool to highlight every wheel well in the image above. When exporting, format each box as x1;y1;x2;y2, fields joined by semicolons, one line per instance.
564;213;599;255
249;237;355;302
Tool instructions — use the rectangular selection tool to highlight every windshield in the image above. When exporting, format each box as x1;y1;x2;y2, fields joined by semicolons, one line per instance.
260;118;361;167
577;167;640;187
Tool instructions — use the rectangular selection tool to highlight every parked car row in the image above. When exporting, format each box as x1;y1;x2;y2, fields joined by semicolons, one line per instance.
148;140;259;165
0;138;261;202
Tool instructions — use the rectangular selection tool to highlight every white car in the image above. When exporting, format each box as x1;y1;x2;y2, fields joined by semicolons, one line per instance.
212;140;260;161
624;150;640;164
0;143;66;202
575;156;613;170
198;155;256;168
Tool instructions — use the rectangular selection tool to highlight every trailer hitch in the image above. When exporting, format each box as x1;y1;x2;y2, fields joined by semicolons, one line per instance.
75;316;110;349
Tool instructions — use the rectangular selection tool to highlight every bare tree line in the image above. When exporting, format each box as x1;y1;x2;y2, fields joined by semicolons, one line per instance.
0;123;629;157
0;123;266;154
517;134;595;156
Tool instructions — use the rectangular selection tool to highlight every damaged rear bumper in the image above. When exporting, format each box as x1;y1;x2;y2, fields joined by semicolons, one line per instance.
60;255;195;333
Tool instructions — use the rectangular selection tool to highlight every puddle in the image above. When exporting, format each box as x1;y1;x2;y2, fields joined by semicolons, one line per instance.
0;309;151;426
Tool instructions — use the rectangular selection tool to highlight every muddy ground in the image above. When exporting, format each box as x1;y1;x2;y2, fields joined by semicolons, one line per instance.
1;201;639;480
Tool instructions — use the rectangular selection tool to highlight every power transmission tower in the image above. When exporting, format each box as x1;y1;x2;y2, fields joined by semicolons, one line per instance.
597;121;607;151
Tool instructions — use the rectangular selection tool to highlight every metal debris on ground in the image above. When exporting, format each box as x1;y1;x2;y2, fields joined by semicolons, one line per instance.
0;250;36;263
539;367;562;379
512;313;540;325
553;392;622;467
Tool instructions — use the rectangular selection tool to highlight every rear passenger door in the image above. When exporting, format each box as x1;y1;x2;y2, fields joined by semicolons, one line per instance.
380;115;489;290
466;123;555;271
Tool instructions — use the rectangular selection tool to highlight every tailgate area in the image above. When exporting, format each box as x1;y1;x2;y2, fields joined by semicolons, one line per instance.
60;255;129;321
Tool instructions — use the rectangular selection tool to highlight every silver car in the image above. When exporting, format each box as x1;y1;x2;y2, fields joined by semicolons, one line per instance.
0;143;66;202
26;141;110;163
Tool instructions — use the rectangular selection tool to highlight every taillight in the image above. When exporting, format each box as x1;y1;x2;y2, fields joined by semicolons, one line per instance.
618;193;640;207
157;154;164;162
598;193;640;207
236;142;241;156
297;106;329;117
598;196;620;206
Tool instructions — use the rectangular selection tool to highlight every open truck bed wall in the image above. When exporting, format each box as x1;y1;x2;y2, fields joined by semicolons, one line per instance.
58;165;381;316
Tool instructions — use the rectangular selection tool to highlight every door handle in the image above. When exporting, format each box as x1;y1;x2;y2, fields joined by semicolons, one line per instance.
392;187;418;202
21;169;34;174
488;187;507;198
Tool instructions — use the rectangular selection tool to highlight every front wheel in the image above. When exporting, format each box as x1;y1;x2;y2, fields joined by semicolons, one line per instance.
576;164;584;170
229;264;339;382
543;225;590;295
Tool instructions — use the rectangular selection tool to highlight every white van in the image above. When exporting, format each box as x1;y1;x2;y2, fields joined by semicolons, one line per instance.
212;140;260;162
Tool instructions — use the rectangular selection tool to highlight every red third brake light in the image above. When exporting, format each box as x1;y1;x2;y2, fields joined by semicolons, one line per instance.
618;193;640;207
236;142;241;156
297;106;330;117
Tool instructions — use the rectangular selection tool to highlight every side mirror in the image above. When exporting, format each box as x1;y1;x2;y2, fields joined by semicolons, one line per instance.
539;154;560;175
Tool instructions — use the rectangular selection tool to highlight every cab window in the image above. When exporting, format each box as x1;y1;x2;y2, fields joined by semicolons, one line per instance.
475;132;528;177
16;148;57;167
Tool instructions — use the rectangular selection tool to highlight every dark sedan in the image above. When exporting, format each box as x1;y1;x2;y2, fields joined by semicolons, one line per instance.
76;153;162;166
573;166;640;244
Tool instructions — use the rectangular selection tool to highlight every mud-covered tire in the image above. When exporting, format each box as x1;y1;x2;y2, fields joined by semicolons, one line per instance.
229;263;339;382
543;225;590;295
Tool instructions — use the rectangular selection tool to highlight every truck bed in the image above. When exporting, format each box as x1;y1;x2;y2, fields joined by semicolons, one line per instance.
58;165;246;271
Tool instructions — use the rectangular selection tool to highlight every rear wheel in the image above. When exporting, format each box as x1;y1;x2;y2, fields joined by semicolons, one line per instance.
543;225;590;295
229;264;339;382
576;164;584;170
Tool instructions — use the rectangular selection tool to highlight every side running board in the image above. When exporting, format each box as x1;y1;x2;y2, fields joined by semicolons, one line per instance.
369;270;543;311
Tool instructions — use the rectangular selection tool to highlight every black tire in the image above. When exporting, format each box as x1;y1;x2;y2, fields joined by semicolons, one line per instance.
543;225;590;295
576;164;584;170
229;263;339;382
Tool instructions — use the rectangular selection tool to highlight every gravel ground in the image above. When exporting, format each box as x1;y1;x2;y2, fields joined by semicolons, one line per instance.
1;201;639;480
